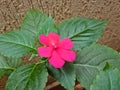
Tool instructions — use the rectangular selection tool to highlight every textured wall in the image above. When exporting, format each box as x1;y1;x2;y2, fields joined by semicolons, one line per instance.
0;0;120;89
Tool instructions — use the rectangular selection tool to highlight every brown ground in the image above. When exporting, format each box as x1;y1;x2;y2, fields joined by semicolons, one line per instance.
0;0;120;90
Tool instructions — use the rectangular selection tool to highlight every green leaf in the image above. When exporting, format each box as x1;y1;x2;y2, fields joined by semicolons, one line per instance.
38;16;57;37
0;69;8;78
103;62;111;71
58;18;107;50
21;9;47;34
21;9;57;38
74;44;120;90
0;30;36;58
90;68;120;90
47;63;76;90
0;54;22;78
6;63;48;90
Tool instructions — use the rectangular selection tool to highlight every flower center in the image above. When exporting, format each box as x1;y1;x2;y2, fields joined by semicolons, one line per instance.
51;41;58;49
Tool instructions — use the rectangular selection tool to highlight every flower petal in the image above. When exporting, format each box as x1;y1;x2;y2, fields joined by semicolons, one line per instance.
48;32;60;41
49;51;65;68
48;32;60;47
60;38;73;49
57;48;76;62
40;34;48;45
38;47;53;57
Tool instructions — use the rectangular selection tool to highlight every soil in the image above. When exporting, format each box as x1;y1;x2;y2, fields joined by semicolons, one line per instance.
0;0;120;90
0;76;7;90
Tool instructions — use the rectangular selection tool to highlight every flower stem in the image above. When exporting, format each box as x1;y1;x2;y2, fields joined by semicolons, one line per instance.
36;59;47;65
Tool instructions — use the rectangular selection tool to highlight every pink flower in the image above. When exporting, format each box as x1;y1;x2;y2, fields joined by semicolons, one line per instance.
38;32;76;68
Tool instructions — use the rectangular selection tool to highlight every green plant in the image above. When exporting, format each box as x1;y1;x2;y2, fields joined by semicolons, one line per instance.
0;9;120;90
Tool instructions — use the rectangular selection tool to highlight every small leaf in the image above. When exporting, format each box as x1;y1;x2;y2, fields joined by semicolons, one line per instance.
58;18;107;50
28;53;38;61
74;44;120;90
103;62;111;71
6;63;48;90
0;30;36;58
0;54;22;78
90;68;120;90
21;9;57;37
47;63;76;90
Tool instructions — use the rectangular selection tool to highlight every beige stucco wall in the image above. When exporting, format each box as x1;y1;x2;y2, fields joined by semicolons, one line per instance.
0;0;120;89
